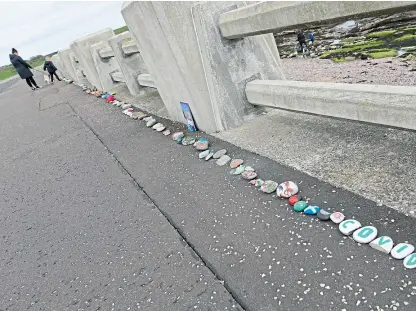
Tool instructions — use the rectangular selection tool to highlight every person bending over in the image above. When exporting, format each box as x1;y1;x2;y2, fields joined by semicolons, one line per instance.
9;48;40;90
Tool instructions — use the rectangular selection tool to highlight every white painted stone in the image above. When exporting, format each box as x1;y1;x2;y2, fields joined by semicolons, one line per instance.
276;181;298;198
369;236;394;254
199;150;210;159
352;226;378;244
391;243;415;260
403;253;416;269
339;219;361;236
330;212;345;224
216;155;231;166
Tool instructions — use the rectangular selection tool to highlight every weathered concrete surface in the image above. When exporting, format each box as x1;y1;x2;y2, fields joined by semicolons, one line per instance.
58;48;78;82
0;75;242;311
111;71;126;83
90;41;124;92
122;1;283;133
215;108;416;215
70;52;89;85
137;73;156;88
246;79;416;130
108;31;150;97
219;1;416;39
70;28;115;90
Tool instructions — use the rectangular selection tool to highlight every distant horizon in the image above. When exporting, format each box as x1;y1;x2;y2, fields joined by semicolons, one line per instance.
0;1;125;66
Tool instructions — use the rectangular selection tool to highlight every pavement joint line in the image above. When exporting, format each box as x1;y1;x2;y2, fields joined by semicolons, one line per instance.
64;101;249;311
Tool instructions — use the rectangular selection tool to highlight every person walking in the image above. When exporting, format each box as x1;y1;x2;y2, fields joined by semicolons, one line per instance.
297;30;307;50
9;48;40;90
43;56;61;83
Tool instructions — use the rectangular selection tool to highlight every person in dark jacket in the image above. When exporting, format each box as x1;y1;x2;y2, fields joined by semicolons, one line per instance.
43;56;61;83
9;48;40;90
297;30;307;49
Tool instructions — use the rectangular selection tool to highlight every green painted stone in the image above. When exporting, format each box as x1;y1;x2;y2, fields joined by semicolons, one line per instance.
294;201;308;212
233;165;246;175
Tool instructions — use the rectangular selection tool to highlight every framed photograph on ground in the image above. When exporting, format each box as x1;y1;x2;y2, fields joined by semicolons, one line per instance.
180;102;197;132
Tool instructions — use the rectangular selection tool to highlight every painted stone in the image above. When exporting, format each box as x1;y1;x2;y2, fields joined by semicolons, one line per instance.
143;116;153;122
276;181;299;198
137;114;148;120
403;253;416;269
146;119;157;127
121;103;132;109
152;123;164;130
116;101;123;107
162;130;171;136
288;195;302;206
172;132;184;141
250;179;264;187
195;138;209;151
216;155;231;166
126;111;133;117
182;137;196;146
230;159;244;169
260;180;278;193
177;137;183;144
244;166;255;172
391;243;415;260
352;226;378;244
233;165;246;175
131;112;145;119
156;126;166;132
122;108;133;115
317;209;331;220
242;171;257;180
205;152;214;161
330;212;345;224
339;219;362;236
199;150;210;159
370;236;394;254
213;149;227;159
304;206;320;215
293;201;308;212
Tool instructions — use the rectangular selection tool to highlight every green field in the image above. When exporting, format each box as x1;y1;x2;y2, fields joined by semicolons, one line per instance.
0;57;48;81
114;25;128;35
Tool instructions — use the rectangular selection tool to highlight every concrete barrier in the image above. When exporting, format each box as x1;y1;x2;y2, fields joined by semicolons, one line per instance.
58;48;78;82
70;53;89;85
137;74;156;88
108;31;150;97
246;80;416;130
122;1;283;133
70;28;115;90
219;1;416;39
111;72;126;83
51;54;64;77
90;41;125;92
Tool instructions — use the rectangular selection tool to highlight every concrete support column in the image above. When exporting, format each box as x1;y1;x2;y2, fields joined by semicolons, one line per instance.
90;41;124;92
70;28;115;90
108;31;150;97
58;48;78;82
121;1;284;133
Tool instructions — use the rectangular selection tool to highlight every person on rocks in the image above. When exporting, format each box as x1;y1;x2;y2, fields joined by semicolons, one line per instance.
9;48;40;90
43;56;61;83
297;30;307;50
308;30;315;46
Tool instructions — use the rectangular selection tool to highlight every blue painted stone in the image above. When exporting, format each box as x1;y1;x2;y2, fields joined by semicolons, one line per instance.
304;206;320;215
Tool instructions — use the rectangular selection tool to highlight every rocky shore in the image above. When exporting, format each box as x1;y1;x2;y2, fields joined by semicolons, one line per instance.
275;11;416;62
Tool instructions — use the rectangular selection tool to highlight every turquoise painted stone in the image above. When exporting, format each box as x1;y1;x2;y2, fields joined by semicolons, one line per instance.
391;243;415;260
339;219;361;236
293;201;308;212
403;253;416;269
370;236;394;254
352;226;378;244
304;206;320;215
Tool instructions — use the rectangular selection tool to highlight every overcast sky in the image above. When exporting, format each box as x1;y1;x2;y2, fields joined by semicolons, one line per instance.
0;1;125;65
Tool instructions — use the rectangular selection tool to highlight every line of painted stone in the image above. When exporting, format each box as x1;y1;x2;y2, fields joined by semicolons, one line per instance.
77;83;415;270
